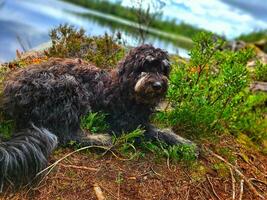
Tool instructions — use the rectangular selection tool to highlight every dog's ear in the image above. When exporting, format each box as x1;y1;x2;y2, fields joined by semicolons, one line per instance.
162;59;171;75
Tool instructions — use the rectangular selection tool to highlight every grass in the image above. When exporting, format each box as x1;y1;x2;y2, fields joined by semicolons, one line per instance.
237;29;267;43
255;61;267;82
81;112;109;134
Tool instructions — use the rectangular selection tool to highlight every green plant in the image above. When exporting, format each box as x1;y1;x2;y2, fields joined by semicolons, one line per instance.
154;32;254;139
112;128;145;159
0;120;14;140
84;33;125;68
255;61;267;82
142;141;196;162
80;112;109;133
46;24;87;58
110;128;196;162
230;92;267;144
46;24;125;68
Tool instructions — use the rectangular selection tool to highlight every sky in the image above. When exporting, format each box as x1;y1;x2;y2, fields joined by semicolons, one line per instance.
118;0;267;39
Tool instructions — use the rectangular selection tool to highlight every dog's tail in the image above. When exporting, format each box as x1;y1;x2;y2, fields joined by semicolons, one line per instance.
0;124;58;192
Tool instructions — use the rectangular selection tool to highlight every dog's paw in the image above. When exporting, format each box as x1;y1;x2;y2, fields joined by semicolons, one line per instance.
160;128;199;157
82;134;113;146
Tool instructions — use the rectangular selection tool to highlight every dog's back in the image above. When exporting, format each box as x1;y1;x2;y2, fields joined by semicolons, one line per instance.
0;58;114;191
3;59;96;138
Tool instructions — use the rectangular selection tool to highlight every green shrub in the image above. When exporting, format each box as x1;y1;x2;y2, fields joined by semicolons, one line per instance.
255;61;267;82
229;92;267;143
154;32;254;139
46;24;125;68
80;112;109;133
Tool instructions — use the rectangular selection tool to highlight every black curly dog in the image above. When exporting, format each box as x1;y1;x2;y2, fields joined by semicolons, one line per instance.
0;45;194;191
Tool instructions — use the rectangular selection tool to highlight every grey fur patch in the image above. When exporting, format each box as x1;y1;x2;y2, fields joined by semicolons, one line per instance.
85;134;112;146
146;55;155;62
162;59;170;67
0;124;58;192
134;75;148;92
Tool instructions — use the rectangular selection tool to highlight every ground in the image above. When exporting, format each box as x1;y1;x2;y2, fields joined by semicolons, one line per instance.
1;135;266;200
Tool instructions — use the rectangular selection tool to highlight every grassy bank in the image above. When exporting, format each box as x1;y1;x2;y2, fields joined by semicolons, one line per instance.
62;0;210;39
237;29;267;42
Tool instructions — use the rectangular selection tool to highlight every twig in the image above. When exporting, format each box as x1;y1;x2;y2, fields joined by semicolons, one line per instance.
37;144;135;178
229;167;236;200
59;164;98;171
94;183;105;200
206;148;265;199
239;180;244;200
249;178;267;186
150;167;162;177
206;175;221;200
201;182;215;200
185;186;190;200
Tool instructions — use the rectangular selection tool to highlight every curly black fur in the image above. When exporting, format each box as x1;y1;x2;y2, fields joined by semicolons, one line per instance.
0;44;192;191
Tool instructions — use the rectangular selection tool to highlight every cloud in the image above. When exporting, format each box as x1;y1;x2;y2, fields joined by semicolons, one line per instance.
222;0;267;21
119;0;267;39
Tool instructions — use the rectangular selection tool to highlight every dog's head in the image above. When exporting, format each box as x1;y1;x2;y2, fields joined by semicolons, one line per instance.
118;44;171;105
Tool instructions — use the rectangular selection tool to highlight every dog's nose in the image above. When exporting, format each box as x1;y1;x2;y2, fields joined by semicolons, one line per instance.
152;82;162;90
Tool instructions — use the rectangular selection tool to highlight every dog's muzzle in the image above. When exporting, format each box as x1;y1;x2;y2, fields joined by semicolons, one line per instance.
134;74;168;98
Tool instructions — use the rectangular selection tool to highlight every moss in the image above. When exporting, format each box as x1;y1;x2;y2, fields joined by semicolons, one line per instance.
213;162;229;178
190;162;208;182
237;133;260;151
217;147;236;164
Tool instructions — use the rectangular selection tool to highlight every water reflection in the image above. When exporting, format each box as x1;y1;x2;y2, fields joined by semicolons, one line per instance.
0;0;189;62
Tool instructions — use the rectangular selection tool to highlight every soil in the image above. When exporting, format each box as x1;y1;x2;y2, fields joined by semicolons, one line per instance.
0;135;266;200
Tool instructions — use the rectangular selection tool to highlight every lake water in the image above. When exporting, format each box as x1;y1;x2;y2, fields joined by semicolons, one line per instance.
1;0;267;62
0;0;190;62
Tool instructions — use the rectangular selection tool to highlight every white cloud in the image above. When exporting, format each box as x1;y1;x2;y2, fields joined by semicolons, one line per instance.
119;0;267;38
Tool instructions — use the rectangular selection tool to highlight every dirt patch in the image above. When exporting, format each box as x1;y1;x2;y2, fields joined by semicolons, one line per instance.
1;135;266;200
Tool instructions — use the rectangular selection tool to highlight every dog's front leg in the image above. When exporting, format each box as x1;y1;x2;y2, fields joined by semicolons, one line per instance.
145;125;198;151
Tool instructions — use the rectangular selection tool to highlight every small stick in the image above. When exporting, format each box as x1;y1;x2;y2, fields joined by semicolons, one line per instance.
206;175;221;200
249;178;267;186
94;183;105;200
185;186;190;200
206;148;265;199
229;167;236;200
59;164;98;171
239;180;244;200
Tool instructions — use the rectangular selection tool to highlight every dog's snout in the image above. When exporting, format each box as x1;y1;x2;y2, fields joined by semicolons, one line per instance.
152;81;162;90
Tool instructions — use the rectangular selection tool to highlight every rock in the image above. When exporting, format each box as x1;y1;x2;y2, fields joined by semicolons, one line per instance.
250;81;267;92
